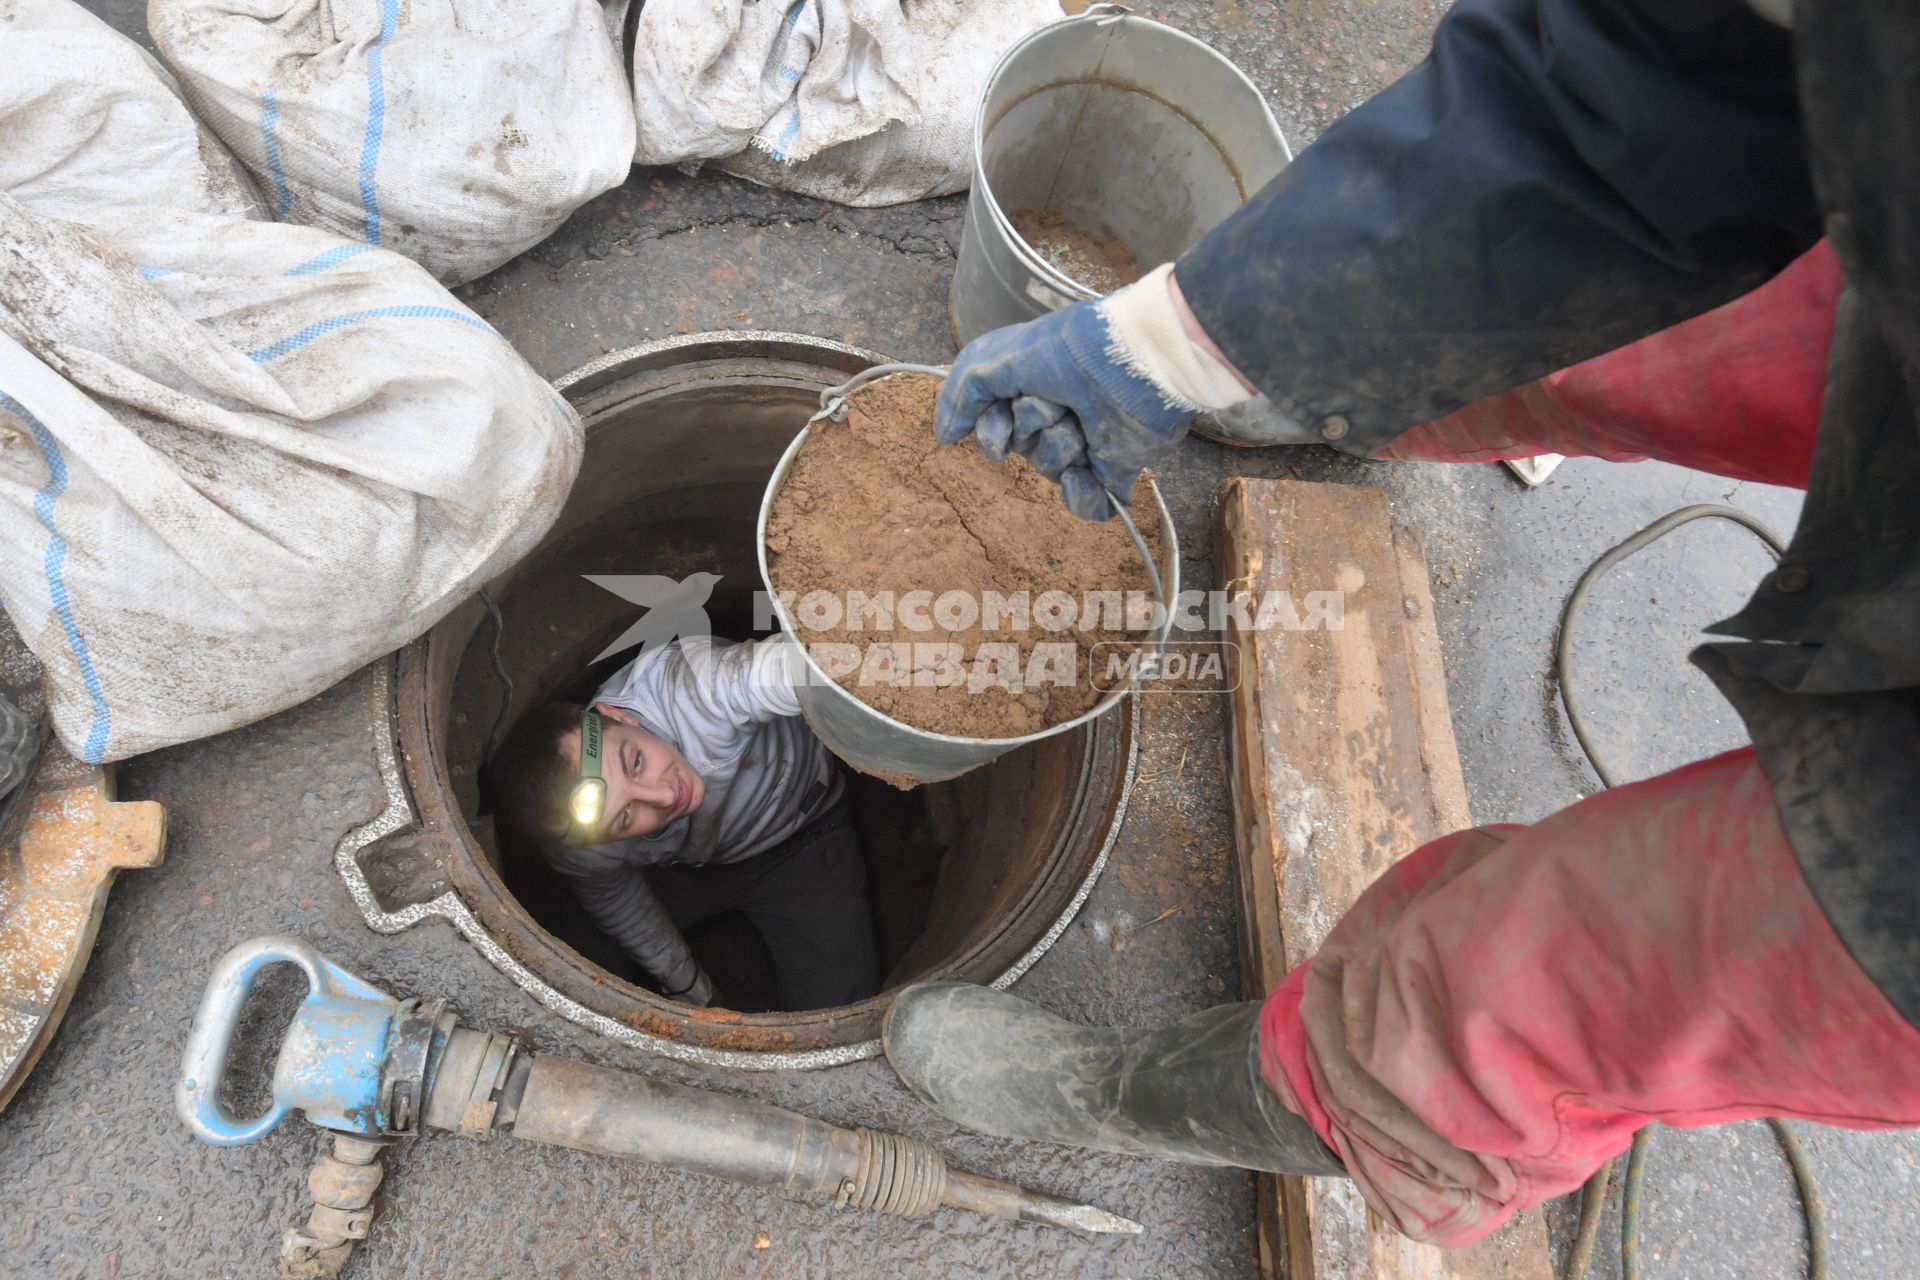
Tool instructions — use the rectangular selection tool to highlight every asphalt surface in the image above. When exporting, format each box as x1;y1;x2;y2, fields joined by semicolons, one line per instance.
5;1;1915;1278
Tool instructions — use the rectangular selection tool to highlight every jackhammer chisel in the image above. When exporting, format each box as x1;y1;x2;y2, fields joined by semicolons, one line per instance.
176;938;1142;1275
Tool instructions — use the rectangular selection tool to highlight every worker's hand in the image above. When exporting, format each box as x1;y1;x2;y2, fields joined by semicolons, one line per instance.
936;264;1252;520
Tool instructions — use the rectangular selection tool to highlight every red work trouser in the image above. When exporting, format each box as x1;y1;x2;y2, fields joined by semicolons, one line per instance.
1255;240;1920;1245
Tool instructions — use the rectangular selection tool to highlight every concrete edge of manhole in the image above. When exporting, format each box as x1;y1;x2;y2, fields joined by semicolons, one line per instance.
334;658;1140;1072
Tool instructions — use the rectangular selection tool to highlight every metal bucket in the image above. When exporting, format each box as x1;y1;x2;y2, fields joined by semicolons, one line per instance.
950;5;1291;344
756;374;1180;786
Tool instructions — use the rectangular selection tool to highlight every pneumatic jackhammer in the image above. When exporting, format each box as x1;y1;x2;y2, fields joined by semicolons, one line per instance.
176;937;1142;1277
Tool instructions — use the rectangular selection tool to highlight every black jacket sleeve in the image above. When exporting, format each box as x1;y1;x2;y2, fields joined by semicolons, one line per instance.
1176;0;1820;452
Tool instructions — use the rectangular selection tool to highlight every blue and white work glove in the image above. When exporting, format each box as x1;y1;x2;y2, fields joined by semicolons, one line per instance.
935;264;1254;520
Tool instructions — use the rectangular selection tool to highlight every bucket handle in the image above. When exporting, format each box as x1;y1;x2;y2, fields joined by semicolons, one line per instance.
1078;2;1131;23
806;364;1166;609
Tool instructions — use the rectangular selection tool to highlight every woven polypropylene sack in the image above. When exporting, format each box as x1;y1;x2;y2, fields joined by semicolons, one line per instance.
150;0;636;284
0;195;582;761
0;0;263;222
633;0;1061;206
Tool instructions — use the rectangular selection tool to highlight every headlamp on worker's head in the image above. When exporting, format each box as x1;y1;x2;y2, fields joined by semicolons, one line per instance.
563;709;608;846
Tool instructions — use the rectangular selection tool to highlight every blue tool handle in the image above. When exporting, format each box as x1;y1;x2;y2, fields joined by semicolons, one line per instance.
174;936;394;1147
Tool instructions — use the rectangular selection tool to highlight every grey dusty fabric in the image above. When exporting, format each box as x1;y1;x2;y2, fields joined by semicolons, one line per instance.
543;636;837;993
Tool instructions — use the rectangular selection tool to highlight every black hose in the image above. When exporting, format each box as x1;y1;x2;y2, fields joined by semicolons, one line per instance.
1612;1121;1827;1280
1553;503;1785;792
1621;1127;1652;1280
1772;1117;1830;1280
1552;505;1825;1280
1563;1162;1613;1280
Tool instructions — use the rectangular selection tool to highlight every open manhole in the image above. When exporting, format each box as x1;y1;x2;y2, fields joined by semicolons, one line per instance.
374;334;1136;1068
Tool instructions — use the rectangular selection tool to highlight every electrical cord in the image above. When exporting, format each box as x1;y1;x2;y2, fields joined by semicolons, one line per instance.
1552;504;1826;1280
1620;1127;1652;1280
1562;1158;1614;1280
1771;1116;1831;1280
1555;504;1786;790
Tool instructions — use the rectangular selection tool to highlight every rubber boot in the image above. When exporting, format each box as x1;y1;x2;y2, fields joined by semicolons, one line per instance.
882;982;1346;1175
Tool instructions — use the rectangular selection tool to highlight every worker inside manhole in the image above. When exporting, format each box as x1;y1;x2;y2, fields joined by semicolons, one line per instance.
469;543;953;1015
487;623;888;1013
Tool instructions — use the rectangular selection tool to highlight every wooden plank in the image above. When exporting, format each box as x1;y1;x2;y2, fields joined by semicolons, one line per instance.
1217;478;1552;1280
1391;525;1473;837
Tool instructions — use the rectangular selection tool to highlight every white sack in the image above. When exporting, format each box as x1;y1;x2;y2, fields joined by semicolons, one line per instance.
0;0;262;221
0;195;582;761
633;0;1062;207
149;0;638;284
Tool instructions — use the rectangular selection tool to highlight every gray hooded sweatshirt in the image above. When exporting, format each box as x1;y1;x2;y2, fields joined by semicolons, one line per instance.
543;635;835;992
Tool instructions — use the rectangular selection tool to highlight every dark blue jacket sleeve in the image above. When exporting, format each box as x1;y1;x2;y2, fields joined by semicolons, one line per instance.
1176;0;1821;452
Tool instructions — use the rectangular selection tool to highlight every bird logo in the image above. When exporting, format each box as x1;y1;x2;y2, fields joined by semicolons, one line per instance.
584;572;723;664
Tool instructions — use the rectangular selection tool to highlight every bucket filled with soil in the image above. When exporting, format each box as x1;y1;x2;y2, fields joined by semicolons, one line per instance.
949;8;1291;343
758;368;1177;786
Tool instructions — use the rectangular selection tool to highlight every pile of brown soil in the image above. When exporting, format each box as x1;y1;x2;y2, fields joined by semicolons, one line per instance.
1011;208;1145;294
764;373;1163;741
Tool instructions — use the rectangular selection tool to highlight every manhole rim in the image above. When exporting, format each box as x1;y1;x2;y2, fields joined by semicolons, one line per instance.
350;332;1140;1070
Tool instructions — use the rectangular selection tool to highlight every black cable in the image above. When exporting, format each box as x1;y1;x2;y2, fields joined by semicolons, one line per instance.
1563;1159;1613;1280
1613;1121;1827;1280
1553;503;1786;792
1621;1127;1652;1280
1771;1116;1830;1280
1552;504;1825;1280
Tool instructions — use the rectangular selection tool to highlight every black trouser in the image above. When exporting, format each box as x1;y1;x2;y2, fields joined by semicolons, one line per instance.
646;797;878;1011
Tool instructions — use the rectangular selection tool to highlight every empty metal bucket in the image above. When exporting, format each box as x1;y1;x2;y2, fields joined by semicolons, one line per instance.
949;5;1292;344
756;375;1180;786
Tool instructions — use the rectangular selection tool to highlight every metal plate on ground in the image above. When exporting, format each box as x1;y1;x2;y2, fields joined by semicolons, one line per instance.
0;747;166;1110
